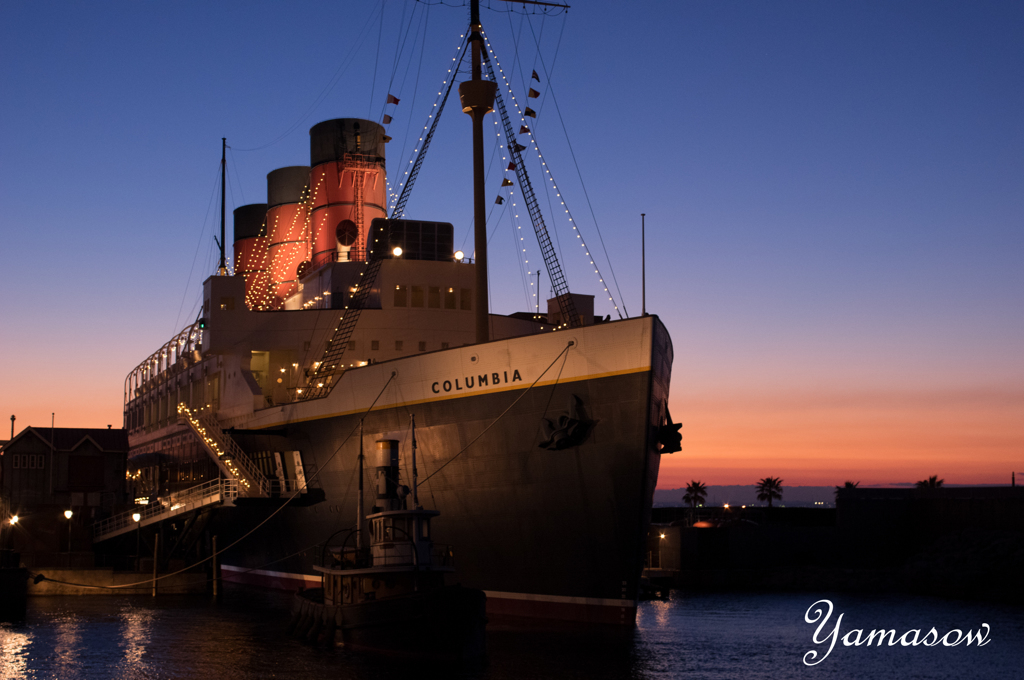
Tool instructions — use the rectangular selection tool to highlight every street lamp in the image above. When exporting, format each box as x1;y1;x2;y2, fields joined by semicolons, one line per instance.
64;509;73;567
133;513;142;572
0;514;17;551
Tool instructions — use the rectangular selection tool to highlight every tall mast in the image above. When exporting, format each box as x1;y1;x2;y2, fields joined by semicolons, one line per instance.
459;0;496;344
218;138;227;275
411;414;419;509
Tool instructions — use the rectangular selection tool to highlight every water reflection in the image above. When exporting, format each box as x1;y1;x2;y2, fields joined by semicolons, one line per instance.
53;611;82;679
0;624;33;680
115;604;153;679
8;590;1023;679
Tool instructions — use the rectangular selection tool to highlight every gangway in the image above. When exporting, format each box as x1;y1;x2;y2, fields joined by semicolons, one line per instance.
92;479;238;543
177;404;272;498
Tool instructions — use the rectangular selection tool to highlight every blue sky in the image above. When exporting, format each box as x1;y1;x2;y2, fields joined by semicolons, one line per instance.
2;1;1021;484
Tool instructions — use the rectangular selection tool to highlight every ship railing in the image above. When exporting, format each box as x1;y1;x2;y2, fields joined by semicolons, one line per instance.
177;404;271;498
265;478;305;497
92;479;238;542
368;542;455;569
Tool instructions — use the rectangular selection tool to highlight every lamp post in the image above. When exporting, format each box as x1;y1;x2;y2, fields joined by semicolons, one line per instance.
133;513;142;572
1;514;17;552
64;509;73;567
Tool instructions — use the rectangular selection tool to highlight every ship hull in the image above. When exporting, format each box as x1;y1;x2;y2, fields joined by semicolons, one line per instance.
133;315;673;626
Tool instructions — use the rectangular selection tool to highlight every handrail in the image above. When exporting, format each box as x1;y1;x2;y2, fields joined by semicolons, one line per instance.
124;320;204;406
92;479;237;541
177;404;271;497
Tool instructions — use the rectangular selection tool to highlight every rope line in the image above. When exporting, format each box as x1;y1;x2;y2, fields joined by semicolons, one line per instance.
419;341;573;486
522;14;628;318
39;372;397;590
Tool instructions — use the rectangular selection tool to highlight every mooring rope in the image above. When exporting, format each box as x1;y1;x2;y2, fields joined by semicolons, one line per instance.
418;340;574;486
35;372;398;591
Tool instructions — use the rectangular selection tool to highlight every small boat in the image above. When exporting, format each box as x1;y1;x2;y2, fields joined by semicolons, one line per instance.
290;417;486;658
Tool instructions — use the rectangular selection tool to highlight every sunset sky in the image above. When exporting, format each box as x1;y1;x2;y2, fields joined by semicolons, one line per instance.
1;1;1021;487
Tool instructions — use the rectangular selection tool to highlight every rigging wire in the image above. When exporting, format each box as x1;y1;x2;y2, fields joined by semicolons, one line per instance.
232;4;384;152
171;163;221;336
51;372;398;590
414;0;566;15
376;0;418;124
393;2;431;188
485;26;625;320
368;0;387;120
511;209;533;309
522;13;629;317
500;14;566;269
419;341;573;486
227;146;247;206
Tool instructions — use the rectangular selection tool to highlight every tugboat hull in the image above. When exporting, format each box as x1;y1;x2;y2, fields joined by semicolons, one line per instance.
292;586;486;659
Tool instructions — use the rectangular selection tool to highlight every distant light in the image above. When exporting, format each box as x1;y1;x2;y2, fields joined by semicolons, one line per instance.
392;246;403;257
724;504;729;509
132;513;141;523
454;250;465;261
64;510;73;520
741;505;746;509
659;533;665;539
8;515;18;525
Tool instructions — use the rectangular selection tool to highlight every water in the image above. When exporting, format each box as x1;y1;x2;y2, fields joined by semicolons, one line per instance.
2;588;1020;679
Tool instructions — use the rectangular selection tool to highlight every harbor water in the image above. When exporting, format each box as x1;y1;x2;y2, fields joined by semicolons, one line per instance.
1;587;1020;679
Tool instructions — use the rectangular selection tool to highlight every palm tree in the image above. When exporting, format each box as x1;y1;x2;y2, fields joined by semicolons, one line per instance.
756;477;783;508
682;480;708;511
915;475;944;489
834;480;859;499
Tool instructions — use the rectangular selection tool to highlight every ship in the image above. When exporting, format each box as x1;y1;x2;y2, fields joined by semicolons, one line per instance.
118;0;679;626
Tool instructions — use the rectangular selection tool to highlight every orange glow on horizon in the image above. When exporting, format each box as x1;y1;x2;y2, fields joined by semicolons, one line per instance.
659;386;1023;488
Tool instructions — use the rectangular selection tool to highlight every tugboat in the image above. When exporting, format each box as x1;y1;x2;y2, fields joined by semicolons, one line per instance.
291;418;486;658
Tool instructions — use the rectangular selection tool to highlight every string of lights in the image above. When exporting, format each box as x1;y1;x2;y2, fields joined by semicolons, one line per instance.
482;29;622;319
388;31;468;214
412;0;567;15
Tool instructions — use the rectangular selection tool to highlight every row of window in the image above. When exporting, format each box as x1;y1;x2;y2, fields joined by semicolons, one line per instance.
10;454;46;469
345;340;452;352
394;285;471;310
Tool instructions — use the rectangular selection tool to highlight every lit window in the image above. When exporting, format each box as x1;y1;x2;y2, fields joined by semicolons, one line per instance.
444;287;456;309
394;285;407;307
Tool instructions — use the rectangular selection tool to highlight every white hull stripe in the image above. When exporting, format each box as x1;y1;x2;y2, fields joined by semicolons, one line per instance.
483;590;635;608
221;564;319;583
221;565;634;608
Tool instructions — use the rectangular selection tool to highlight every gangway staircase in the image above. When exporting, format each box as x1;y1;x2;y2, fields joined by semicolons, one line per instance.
92;478;238;543
176;403;273;499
